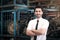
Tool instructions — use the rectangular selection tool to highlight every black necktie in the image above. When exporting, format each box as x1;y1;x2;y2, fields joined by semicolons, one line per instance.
34;20;39;40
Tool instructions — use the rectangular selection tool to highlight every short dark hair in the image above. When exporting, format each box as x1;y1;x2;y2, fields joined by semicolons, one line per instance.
34;6;43;12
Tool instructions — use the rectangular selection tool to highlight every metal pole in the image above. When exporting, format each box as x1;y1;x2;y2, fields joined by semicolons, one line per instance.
13;11;16;37
14;0;16;5
17;10;20;35
17;10;20;21
27;0;29;6
1;12;3;40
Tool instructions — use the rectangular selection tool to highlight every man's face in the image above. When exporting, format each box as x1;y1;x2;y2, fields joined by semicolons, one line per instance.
34;8;43;18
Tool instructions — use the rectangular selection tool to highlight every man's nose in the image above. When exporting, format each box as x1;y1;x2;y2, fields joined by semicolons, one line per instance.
37;12;40;14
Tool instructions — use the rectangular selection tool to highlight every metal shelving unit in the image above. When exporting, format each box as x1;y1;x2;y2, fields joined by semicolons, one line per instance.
0;0;30;40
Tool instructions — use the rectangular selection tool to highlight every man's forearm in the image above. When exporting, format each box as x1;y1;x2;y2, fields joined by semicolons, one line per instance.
26;30;36;36
32;29;45;35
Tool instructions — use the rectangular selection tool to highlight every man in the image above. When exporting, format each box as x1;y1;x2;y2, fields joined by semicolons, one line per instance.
26;6;49;40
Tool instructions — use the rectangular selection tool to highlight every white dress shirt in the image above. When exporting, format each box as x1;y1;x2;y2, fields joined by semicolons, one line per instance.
27;17;49;40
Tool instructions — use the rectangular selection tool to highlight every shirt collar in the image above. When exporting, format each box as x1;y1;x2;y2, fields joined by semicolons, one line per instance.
36;17;43;21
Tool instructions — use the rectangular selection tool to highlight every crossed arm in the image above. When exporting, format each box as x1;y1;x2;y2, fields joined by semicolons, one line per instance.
26;28;46;36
